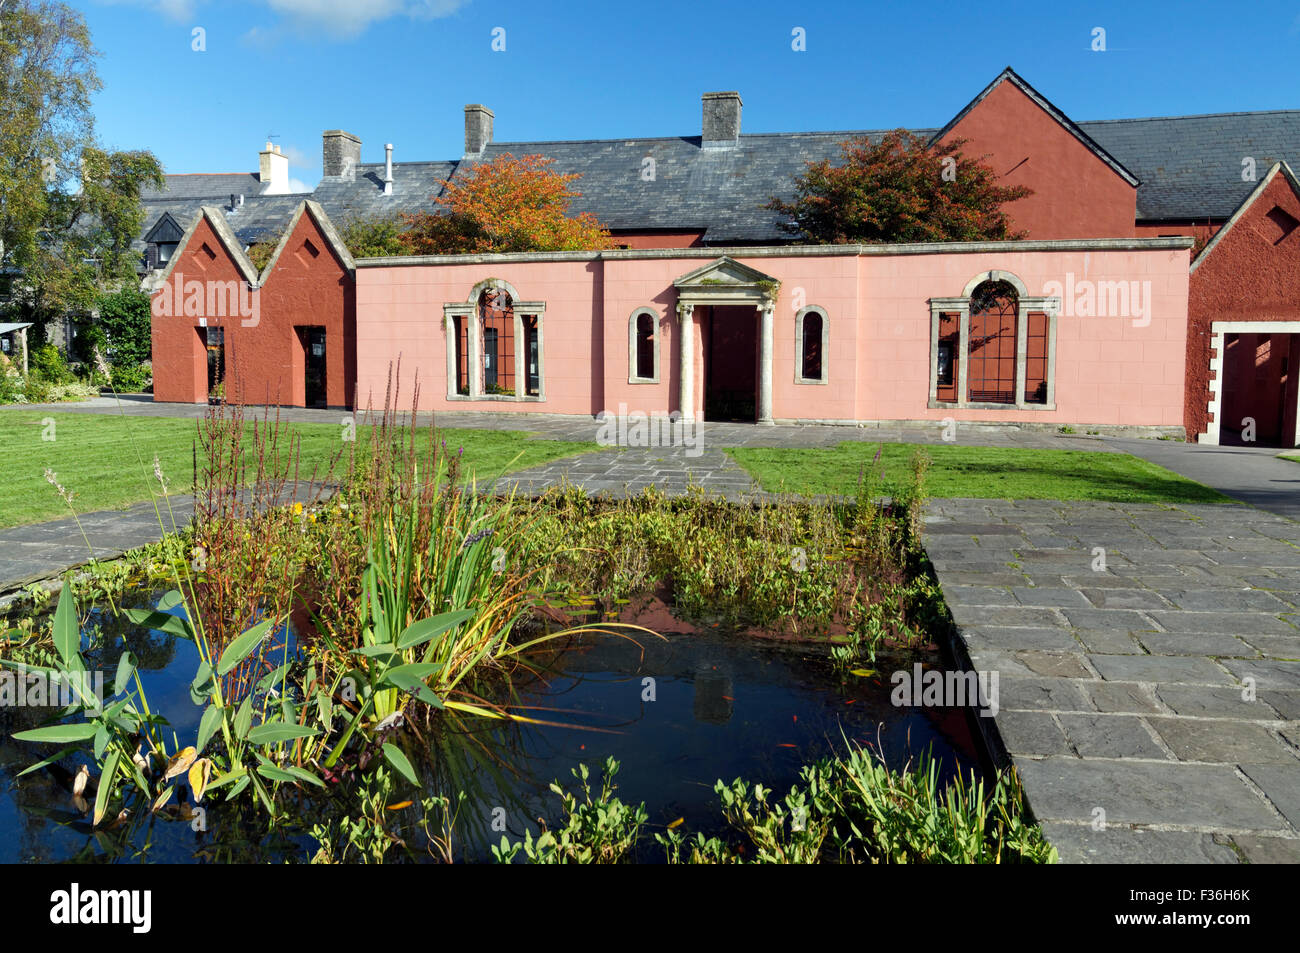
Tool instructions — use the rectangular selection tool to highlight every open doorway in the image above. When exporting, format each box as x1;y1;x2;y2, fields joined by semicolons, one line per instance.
299;327;327;408
703;305;758;422
1219;331;1300;447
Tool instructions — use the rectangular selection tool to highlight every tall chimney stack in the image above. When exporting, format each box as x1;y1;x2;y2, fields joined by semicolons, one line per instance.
259;142;290;194
383;143;393;195
464;104;494;156
702;91;742;148
322;130;361;178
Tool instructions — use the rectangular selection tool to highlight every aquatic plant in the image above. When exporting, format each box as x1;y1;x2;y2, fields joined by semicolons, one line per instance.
492;758;647;864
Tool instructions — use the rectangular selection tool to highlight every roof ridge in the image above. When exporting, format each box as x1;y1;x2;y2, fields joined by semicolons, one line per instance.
1079;109;1300;125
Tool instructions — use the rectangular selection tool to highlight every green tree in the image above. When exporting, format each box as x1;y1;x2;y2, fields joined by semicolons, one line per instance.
0;1;163;346
340;214;409;257
767;130;1031;244
96;286;151;365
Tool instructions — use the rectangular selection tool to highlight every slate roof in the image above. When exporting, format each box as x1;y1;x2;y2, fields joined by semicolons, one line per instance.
1077;112;1300;221
140;172;264;202
135;82;1300;251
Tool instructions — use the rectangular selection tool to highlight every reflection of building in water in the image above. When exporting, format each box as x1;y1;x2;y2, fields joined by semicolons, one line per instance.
693;665;733;725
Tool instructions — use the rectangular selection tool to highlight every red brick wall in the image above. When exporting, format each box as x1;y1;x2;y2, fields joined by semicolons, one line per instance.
1187;172;1300;441
939;80;1137;239
150;217;243;404
150;208;355;409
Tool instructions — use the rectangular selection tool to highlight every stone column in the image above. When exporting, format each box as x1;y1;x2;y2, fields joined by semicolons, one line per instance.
757;302;774;424
19;327;28;378
677;302;694;420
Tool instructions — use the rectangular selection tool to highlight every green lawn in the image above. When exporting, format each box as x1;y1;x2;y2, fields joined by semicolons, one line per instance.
0;411;595;528
727;442;1232;504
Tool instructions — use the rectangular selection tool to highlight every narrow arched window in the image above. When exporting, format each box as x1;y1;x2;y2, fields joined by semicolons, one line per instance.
479;288;515;396
802;312;822;380
628;307;659;382
636;314;655;379
966;279;1018;405
794;306;829;384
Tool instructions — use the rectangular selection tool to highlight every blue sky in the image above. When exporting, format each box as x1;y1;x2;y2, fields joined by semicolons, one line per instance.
81;0;1300;189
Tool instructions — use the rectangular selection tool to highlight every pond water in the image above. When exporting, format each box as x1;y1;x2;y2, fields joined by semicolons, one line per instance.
0;590;984;863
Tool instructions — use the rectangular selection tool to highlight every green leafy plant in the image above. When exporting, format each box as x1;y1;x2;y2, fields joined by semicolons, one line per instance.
493;758;647;864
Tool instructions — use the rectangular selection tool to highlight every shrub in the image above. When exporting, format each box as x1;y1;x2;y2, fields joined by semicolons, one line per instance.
109;362;150;393
28;343;75;384
97;288;153;366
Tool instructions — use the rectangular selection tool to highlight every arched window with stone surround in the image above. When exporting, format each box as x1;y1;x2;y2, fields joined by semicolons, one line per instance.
629;307;659;383
444;278;546;402
794;306;829;384
927;269;1059;411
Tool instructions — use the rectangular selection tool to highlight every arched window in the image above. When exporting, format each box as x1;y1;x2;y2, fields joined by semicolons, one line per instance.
928;270;1058;410
479;288;515;395
794;306;829;384
966;279;1018;404
628;307;659;383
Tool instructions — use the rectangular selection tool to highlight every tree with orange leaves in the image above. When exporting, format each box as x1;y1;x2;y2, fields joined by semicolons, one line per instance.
402;153;611;254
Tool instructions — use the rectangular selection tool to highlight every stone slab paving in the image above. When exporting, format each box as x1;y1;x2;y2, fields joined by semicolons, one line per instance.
6;396;1121;451
924;498;1300;864
0;497;193;598
492;446;766;501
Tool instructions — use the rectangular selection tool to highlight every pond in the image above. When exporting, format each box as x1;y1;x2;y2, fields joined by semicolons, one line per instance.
0;589;984;863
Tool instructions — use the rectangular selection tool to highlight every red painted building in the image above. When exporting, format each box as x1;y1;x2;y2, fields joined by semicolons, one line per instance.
143;69;1300;444
1188;163;1300;446
150;201;355;409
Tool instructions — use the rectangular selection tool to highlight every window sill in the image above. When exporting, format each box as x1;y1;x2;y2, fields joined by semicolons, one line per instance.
628;376;660;385
448;393;545;403
928;399;1057;412
794;376;828;385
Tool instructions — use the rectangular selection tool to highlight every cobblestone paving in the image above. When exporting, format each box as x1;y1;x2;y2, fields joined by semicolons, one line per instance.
924;498;1300;864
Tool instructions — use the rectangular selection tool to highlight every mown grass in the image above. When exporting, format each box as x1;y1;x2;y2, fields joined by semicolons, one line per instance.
727;442;1232;504
0;411;595;528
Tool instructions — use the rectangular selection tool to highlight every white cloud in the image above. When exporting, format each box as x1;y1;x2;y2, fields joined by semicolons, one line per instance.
97;0;469;38
287;177;314;193
262;0;468;38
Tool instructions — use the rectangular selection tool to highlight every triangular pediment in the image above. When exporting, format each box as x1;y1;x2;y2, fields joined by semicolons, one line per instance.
674;256;778;290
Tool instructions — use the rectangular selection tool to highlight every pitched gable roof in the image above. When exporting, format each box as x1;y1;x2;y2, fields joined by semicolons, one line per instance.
147;205;259;290
254;200;356;280
930;66;1140;188
1191;161;1300;272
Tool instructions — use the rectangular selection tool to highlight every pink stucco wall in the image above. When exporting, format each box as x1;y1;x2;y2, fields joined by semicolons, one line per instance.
354;245;1188;427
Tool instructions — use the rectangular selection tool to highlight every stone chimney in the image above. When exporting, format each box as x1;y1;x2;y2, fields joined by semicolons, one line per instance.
259;142;289;194
322;130;361;178
702;91;742;148
383;143;393;196
464;104;494;156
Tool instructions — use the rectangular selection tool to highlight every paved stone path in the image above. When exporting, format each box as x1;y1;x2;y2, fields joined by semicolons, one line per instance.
924;498;1300;864
0;498;193;599
7;396;1120;450
1108;437;1300;522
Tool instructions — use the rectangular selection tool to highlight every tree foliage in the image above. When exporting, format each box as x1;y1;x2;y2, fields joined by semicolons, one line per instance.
767;130;1031;244
0;0;163;341
340;214;408;258
95;286;151;366
401;154;611;254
